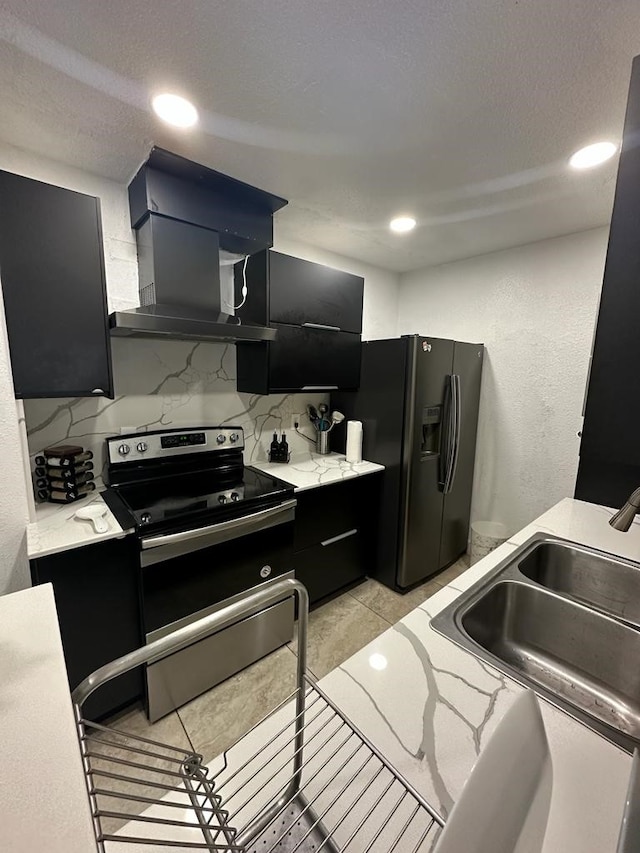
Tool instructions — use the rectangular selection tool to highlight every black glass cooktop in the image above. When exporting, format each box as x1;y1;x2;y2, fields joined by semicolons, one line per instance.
111;465;294;532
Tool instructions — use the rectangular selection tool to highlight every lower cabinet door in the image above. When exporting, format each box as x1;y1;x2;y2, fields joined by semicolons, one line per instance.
294;528;367;606
30;536;142;720
294;478;366;552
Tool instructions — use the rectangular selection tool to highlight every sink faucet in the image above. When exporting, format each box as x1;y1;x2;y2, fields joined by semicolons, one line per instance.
609;487;640;531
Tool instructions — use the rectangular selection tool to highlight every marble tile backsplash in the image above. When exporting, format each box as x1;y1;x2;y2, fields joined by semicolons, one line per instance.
24;337;326;481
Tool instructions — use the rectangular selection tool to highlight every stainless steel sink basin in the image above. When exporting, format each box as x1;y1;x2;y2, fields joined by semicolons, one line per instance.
518;540;640;628
432;534;640;753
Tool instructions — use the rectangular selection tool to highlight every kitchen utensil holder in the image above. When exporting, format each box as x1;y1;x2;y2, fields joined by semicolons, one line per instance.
71;579;445;852
315;431;330;455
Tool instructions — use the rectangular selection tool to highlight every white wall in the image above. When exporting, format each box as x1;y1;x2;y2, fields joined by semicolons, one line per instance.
398;228;609;534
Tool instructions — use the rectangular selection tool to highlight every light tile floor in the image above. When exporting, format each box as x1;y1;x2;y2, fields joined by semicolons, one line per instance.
100;558;469;824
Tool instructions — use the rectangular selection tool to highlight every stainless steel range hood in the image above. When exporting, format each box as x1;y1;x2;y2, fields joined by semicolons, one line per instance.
109;304;277;342
110;148;286;344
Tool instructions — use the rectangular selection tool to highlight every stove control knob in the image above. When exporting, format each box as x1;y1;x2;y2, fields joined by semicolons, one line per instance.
136;441;148;453
216;434;226;445
118;443;131;456
229;433;239;443
140;512;152;524
218;494;227;504
230;492;240;502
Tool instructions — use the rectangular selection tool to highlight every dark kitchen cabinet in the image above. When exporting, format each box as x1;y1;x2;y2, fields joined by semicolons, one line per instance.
30;536;142;720
575;55;640;506
238;324;361;394
293;475;380;607
235;250;364;394
267;251;363;333
0;171;113;398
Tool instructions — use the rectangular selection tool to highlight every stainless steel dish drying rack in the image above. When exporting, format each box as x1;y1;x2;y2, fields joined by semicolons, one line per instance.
72;579;446;852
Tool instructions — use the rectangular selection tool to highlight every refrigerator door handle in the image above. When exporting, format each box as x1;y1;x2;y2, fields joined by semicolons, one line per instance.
439;376;454;489
445;374;462;494
443;375;455;493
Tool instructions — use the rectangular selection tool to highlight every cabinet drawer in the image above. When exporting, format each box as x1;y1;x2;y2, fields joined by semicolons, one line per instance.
294;478;372;552
295;529;367;605
268;324;361;392
268;252;364;333
147;596;294;722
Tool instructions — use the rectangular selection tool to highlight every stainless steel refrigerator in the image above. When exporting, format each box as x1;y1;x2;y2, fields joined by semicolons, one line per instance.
333;335;484;590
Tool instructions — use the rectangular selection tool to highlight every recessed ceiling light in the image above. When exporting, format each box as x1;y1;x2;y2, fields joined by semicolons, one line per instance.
152;93;199;128
569;141;617;170
389;216;416;233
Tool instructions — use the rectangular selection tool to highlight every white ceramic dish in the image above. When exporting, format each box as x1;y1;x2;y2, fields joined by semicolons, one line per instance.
74;504;109;534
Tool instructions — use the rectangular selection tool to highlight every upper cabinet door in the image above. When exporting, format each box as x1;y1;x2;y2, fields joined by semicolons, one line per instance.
235;249;365;394
268;251;364;333
0;172;113;399
267;324;361;392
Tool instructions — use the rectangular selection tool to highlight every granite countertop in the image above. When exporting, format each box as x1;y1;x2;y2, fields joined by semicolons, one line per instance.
27;491;133;559
1;584;97;852
318;497;637;852
250;451;384;492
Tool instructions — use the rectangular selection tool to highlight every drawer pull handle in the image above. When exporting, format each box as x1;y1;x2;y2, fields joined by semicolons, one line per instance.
301;385;339;391
321;528;358;547
302;322;341;332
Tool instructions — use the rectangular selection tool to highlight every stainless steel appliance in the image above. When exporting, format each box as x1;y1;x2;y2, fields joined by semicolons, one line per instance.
333;335;484;590
103;426;296;722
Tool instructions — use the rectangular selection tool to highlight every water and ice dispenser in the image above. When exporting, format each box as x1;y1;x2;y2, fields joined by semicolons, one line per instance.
421;405;442;455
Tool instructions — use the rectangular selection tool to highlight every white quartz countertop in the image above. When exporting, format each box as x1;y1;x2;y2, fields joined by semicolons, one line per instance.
27;491;133;559
317;497;637;852
250;451;384;492
13;497;639;851
27;454;382;559
0;584;97;852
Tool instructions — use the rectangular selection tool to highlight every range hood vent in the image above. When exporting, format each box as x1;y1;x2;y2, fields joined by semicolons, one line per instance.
110;148;287;344
109;303;277;342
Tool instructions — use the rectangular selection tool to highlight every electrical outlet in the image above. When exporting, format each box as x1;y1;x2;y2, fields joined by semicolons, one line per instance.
292;413;303;429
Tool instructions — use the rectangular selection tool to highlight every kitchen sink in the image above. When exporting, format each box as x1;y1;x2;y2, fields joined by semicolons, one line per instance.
432;534;640;753
518;540;640;628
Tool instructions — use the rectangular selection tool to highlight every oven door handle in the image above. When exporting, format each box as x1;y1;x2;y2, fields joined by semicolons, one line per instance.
141;499;297;551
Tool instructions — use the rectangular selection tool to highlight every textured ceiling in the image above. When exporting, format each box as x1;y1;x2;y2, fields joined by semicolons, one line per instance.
0;1;638;271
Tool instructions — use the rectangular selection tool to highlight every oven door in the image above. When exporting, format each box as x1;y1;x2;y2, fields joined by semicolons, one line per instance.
140;498;296;721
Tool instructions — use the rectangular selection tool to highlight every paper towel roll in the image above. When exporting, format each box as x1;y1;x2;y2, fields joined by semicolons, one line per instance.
345;420;363;463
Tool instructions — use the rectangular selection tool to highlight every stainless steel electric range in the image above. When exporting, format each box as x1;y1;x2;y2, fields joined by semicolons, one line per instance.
103;426;296;722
